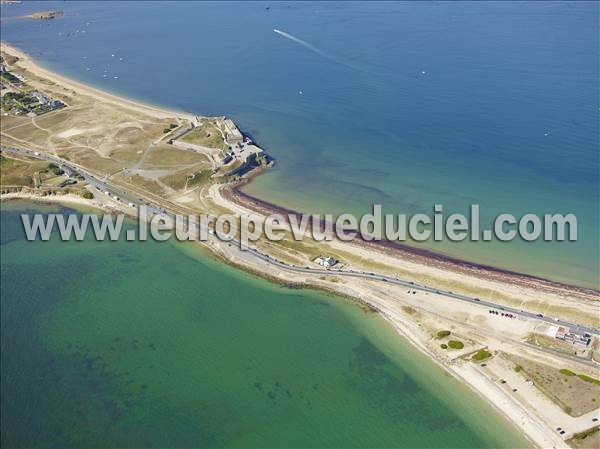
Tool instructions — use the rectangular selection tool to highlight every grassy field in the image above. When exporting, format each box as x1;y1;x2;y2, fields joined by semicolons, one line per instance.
526;333;589;358
187;169;213;187
0;56;177;177
180;119;227;150
558;369;600;386
509;355;600;417
144;145;209;168
0;156;16;168
0;53;228;205
123;174;167;197
158;163;211;191
567;427;600;449
0;156;49;187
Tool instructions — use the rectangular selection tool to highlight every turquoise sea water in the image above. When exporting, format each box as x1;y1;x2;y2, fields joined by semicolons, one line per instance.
1;4;595;447
1;1;598;287
0;201;530;448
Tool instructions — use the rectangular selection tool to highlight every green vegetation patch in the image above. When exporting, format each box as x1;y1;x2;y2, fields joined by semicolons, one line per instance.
447;340;464;350
1;90;63;115
510;355;599;418
577;374;600;386
81;191;94;200
436;330;451;338
0;155;16;167
47;163;64;176
0;157;47;186
571;426;599;441
180;120;226;149
187;170;212;187
2;91;36;105
401;306;417;316
163;123;178;133
472;349;492;361
567;426;600;449
526;333;585;356
440;344;448;350
1;71;21;84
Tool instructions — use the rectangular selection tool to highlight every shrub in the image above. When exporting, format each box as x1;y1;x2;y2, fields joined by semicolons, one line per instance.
448;340;464;350
571;427;600;441
401;306;416;316
577;374;600;385
559;369;576;376
440;344;447;349
436;330;451;338
514;365;522;373
187;170;211;186
0;156;14;167
48;163;63;176
472;350;492;361
81;191;94;200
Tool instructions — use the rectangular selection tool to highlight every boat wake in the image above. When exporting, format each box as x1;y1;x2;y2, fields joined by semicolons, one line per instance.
273;28;363;72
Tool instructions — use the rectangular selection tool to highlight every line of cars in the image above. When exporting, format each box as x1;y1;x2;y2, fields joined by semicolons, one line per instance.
488;310;516;318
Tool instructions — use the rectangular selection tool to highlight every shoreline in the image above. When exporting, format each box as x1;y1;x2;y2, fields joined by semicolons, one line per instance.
1;191;98;209
2;42;597;449
0;42;197;122
0;191;546;448
2;40;593;295
1;191;544;448
227;184;598;296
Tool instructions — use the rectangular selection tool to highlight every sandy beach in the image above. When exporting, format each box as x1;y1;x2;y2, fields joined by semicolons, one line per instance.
1;41;598;449
1;43;197;121
226;185;598;297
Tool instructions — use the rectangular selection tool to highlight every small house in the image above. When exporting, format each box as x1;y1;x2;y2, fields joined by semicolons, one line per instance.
316;256;337;269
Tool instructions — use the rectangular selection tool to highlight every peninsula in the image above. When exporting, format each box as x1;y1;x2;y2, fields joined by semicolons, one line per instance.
1;42;598;449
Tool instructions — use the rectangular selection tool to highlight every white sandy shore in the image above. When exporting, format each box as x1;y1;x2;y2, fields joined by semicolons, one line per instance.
370;297;570;449
452;363;569;448
1;43;196;121
1;191;98;209
1;42;597;449
1;190;564;449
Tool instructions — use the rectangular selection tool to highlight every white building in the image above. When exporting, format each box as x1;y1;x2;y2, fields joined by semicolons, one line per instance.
31;92;50;104
316;256;337;269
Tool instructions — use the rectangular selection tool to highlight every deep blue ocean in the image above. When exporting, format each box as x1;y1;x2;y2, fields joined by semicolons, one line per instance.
2;1;598;287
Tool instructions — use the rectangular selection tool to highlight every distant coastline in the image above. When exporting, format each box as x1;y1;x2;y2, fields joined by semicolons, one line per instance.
25;10;64;20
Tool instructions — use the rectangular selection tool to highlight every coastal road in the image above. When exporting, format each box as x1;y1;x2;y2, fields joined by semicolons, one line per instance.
232;244;599;337
2;145;598;337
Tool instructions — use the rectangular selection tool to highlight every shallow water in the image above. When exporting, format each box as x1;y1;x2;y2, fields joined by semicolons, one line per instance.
2;1;597;287
1;201;529;448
